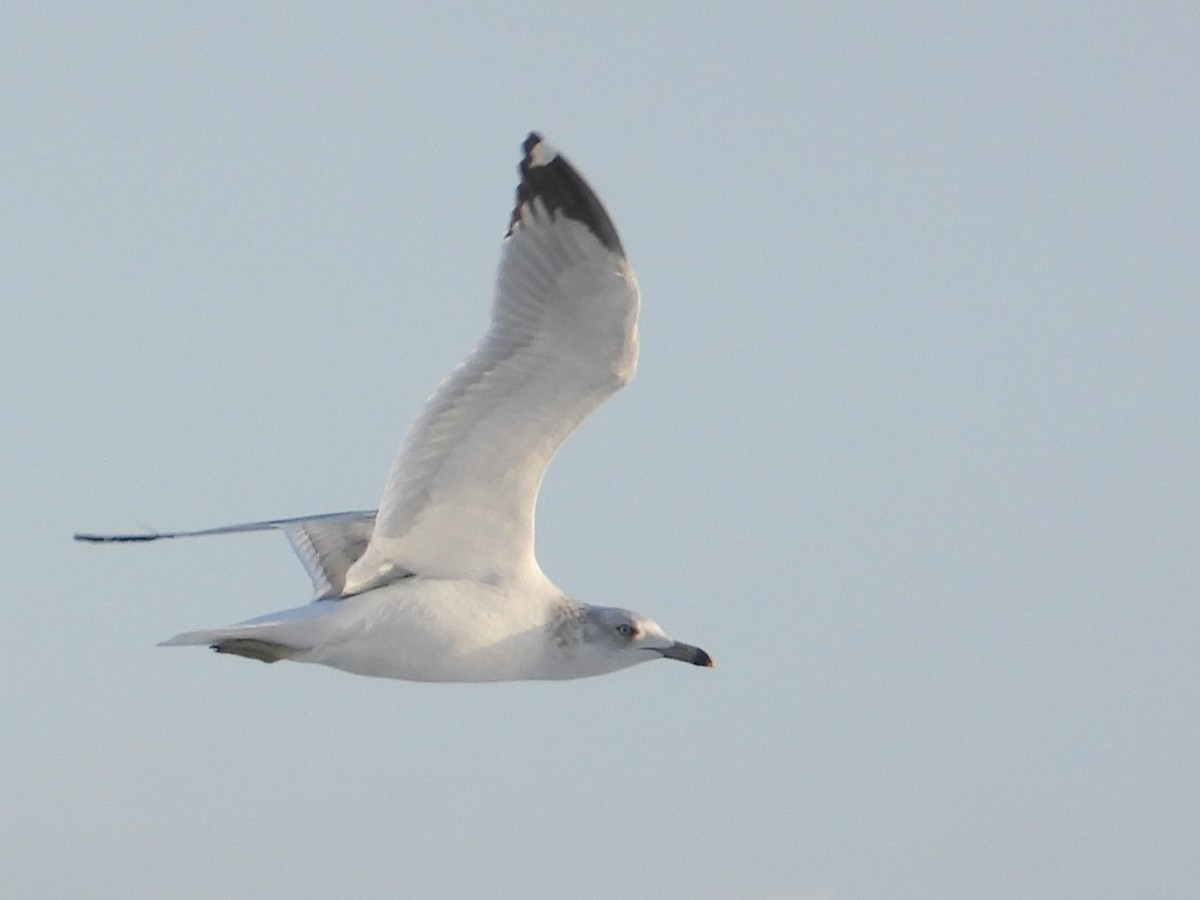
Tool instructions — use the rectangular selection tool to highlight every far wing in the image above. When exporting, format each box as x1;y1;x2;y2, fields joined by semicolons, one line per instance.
75;510;379;599
342;134;639;593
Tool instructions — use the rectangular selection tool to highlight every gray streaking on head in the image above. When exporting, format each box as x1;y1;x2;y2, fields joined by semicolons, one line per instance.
74;133;713;682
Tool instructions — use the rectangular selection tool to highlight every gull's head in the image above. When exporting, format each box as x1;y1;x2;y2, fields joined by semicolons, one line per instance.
573;605;713;675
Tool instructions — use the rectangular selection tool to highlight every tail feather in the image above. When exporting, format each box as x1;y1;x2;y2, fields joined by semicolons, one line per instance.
212;638;296;663
159;628;231;648
160;627;303;663
160;602;329;663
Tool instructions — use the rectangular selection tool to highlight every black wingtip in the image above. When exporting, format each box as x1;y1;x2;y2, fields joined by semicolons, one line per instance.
74;532;158;543
506;132;624;256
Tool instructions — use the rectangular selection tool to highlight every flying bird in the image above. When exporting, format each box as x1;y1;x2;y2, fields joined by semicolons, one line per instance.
76;133;712;682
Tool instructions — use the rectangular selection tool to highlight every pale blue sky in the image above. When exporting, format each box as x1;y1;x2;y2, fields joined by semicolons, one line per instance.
4;3;1198;898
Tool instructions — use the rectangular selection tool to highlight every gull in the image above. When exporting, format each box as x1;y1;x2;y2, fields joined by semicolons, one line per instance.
75;133;712;683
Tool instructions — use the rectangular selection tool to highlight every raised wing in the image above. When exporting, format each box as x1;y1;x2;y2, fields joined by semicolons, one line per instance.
75;510;379;599
342;134;640;593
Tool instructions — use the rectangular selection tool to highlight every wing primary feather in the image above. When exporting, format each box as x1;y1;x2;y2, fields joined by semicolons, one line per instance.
506;133;624;256
74;510;380;599
73;510;376;544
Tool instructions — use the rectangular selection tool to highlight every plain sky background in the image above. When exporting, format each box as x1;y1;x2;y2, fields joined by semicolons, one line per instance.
3;3;1197;898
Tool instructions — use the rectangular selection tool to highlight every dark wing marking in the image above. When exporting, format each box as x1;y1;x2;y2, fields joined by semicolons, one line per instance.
506;132;624;255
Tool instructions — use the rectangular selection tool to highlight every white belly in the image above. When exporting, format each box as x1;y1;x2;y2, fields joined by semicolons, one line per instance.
293;576;562;682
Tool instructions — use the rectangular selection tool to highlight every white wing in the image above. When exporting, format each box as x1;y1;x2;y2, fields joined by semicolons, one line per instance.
75;510;378;599
342;134;639;593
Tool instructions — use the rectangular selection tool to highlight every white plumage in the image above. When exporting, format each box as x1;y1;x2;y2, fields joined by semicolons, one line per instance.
76;133;712;682
344;211;639;593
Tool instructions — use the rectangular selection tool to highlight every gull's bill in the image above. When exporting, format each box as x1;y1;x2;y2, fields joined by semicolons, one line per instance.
659;642;715;667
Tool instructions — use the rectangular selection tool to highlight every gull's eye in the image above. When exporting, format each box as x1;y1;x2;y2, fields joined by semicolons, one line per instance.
615;623;636;638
